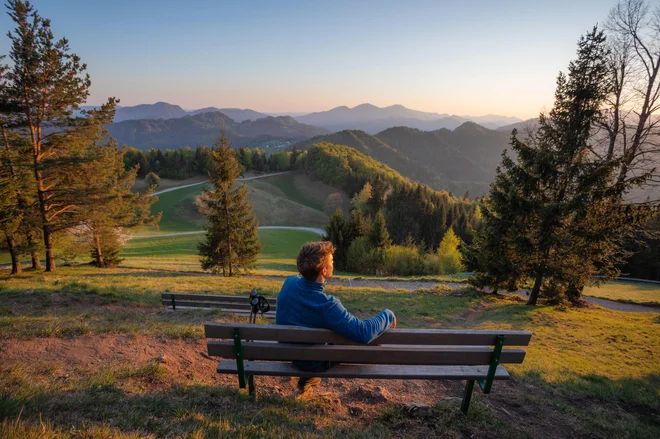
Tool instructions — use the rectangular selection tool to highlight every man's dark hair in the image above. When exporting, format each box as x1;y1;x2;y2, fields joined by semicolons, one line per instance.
297;241;336;280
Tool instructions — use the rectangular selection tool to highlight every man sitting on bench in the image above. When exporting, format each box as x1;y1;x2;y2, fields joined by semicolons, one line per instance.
276;241;397;393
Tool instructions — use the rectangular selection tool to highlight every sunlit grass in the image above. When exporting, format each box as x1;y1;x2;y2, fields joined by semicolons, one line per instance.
584;280;660;305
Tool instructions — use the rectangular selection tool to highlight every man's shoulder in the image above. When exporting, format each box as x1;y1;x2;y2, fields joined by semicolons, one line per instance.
282;275;300;288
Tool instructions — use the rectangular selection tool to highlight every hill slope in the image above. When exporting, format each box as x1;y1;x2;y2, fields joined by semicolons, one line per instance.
108;112;329;150
294;123;511;196
148;173;349;233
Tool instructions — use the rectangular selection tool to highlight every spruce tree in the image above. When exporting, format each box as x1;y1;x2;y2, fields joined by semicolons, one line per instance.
326;208;350;270
81;133;161;268
470;27;636;304
198;130;262;276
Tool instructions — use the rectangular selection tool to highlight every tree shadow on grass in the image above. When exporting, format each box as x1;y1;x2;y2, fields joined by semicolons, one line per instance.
0;382;384;438
498;371;660;438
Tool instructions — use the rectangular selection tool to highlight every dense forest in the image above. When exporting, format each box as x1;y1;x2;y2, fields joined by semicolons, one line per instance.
300;143;477;276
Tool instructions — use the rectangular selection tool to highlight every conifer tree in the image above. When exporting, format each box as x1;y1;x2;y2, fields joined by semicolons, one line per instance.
326;208;350;270
81;135;161;268
471;27;639;304
198;130;262;276
370;211;391;249
2;0;121;272
0;137;22;273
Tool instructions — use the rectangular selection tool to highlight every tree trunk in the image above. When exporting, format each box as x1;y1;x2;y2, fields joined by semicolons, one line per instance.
94;234;105;268
224;192;232;277
33;165;56;272
26;231;42;269
5;234;22;275
43;225;56;272
527;270;544;305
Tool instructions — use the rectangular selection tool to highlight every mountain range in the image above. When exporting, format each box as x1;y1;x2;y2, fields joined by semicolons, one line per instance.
294;103;522;133
293;122;512;197
107;112;329;151
99;101;522;131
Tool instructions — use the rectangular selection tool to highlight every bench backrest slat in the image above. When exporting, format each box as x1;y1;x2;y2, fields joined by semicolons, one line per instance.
161;301;277;311
206;340;526;365
204;322;532;346
162;293;277;304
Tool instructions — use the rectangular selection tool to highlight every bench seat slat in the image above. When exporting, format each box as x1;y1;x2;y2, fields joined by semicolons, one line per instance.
170;308;275;319
217;361;511;380
207;340;526;365
162;293;276;304
163;301;277;311
204;322;532;346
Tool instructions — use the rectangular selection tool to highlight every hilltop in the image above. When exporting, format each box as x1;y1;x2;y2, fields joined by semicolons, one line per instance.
107;112;329;151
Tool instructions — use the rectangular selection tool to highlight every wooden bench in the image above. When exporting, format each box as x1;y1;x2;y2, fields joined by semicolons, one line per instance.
204;322;532;413
162;293;276;320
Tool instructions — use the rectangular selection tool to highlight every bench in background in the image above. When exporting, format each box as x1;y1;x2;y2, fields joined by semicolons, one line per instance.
204;322;532;413
162;293;276;320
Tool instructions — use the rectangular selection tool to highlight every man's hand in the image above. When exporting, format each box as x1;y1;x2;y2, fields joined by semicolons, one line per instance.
391;316;396;329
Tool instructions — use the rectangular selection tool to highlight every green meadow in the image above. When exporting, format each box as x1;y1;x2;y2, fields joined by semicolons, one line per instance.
1;178;659;438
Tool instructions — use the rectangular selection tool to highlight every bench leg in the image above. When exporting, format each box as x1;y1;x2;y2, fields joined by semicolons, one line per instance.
248;375;255;397
461;380;475;414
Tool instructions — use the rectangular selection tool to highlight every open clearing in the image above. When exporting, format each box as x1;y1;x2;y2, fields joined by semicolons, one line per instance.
1;265;658;438
140;172;350;234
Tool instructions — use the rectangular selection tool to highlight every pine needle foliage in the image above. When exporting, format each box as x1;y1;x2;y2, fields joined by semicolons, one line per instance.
198;130;262;276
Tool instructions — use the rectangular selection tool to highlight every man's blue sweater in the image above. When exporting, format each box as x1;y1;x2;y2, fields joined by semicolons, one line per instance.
275;276;395;344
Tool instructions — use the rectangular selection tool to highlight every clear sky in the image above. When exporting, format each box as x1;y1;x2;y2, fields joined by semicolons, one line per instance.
0;0;620;119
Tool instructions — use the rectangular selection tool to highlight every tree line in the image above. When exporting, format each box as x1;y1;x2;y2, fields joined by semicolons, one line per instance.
0;0;159;273
469;0;660;305
123;145;305;181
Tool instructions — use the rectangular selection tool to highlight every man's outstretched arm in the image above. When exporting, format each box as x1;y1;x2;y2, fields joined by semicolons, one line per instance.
322;297;395;344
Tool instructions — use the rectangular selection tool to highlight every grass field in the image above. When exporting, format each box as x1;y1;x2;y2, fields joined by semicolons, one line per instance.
142;172;350;234
584;281;660;306
123;228;320;275
0;266;658;438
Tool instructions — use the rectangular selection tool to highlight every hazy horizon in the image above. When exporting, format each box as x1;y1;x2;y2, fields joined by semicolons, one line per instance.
0;0;619;119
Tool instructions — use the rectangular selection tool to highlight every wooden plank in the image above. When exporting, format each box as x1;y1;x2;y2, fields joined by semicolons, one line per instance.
162;293;276;304
168;307;275;319
204;322;532;346
217;361;511;380
162;300;277;311
207;341;526;365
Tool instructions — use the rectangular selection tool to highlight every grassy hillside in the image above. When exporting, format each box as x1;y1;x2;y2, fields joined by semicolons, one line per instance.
294;125;508;197
145;172;349;233
123;228;320;275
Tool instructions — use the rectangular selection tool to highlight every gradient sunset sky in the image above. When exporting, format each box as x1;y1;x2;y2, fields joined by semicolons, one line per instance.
0;0;619;119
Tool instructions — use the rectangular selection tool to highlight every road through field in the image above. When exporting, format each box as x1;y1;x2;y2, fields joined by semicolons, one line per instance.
151;171;291;196
130;226;325;239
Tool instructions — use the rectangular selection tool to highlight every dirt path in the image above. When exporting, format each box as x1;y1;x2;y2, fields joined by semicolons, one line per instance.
509;290;660;313
151;171;291;196
130;225;325;239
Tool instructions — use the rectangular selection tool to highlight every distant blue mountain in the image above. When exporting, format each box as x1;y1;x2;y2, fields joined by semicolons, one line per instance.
187;107;267;122
294;103;521;134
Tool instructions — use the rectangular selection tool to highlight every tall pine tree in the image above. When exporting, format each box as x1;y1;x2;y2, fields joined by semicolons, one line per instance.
2;0;118;272
198;130;262;276
471;27;628;305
